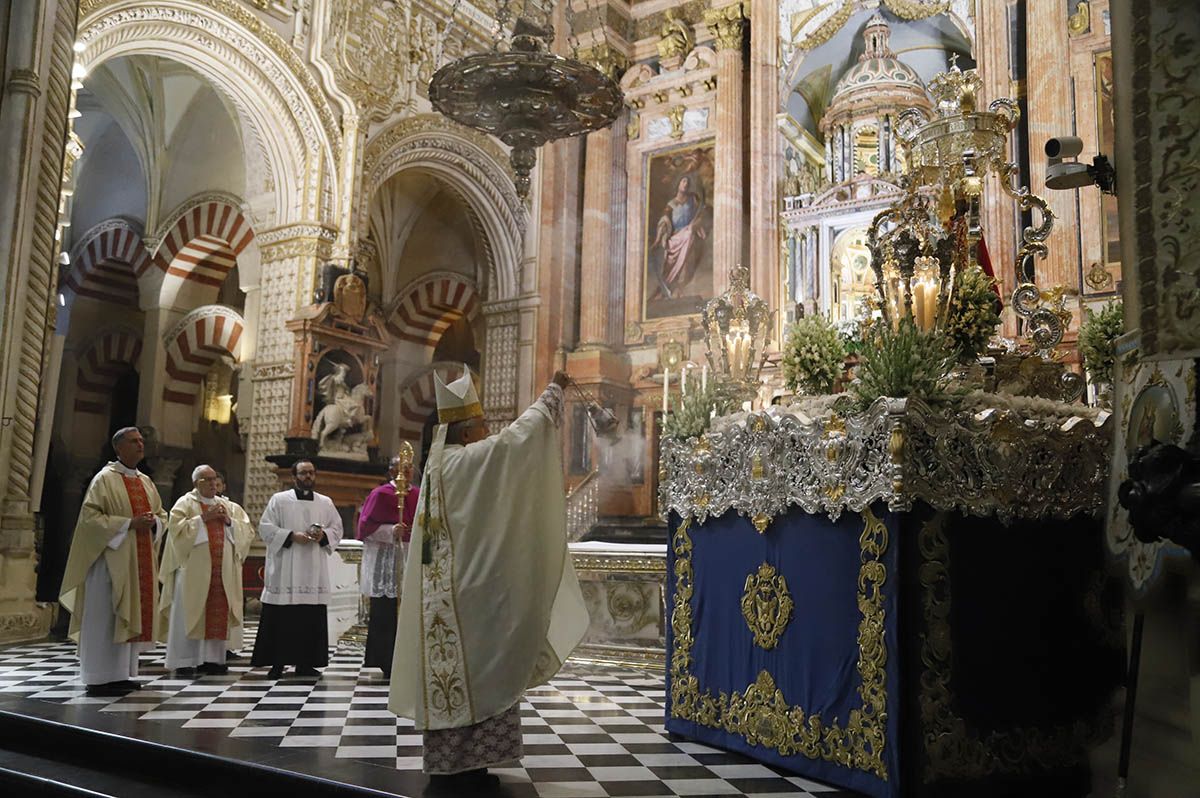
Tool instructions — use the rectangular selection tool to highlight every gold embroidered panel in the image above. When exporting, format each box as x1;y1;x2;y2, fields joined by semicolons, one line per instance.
669;509;890;780
740;563;794;650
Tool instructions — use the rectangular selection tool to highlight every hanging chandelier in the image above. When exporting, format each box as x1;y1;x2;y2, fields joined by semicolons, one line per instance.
429;4;624;200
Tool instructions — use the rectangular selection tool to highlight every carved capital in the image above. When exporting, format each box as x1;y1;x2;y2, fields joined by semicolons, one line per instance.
704;2;748;51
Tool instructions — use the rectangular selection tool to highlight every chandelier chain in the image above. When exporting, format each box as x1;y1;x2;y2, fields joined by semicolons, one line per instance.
437;0;466;70
495;0;515;50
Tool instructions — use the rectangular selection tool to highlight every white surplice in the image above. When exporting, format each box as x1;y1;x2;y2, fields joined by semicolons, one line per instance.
257;489;344;605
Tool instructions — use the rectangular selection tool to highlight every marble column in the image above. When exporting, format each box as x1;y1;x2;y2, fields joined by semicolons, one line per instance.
1026;0;1080;294
578;123;623;350
0;0;76;643
705;2;748;296
749;0;779;322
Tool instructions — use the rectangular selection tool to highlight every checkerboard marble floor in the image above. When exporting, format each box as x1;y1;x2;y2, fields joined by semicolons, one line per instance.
0;628;861;798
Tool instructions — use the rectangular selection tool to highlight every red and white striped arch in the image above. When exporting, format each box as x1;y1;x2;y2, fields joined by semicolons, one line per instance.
162;306;245;406
153;200;255;308
390;273;479;360
396;362;472;443
74;328;142;415
63;221;150;307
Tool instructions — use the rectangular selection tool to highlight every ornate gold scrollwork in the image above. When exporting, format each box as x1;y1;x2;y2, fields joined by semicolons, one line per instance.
917;513;1112;780
741;563;794;650
670;508;891;780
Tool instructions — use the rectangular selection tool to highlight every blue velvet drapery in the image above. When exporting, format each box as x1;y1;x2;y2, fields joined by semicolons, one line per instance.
665;504;901;798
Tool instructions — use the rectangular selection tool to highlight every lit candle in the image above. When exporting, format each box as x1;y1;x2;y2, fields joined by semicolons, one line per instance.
681;366;688;397
701;365;708;392
913;280;927;329
663;368;670;414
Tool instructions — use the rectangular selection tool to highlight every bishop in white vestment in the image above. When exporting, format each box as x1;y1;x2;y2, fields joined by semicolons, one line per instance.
252;460;344;678
389;368;588;790
59;428;166;696
159;465;254;674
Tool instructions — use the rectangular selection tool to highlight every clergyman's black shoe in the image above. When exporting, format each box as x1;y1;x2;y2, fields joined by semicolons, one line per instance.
266;665;284;680
293;666;320;678
175;667;196;677
85;684;128;697
112;680;141;691
198;662;228;675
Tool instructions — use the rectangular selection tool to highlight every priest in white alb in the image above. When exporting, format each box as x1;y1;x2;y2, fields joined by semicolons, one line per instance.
252;460;344;679
389;367;588;792
159;464;254;675
59;427;167;696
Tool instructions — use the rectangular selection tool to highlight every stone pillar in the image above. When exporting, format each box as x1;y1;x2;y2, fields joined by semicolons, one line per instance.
577;113;628;350
481;299;520;432
705;2;748;295
1026;0;1080;293
0;0;76;643
749;0;779;321
136;306;172;432
241;228;332;521
578;127;617;349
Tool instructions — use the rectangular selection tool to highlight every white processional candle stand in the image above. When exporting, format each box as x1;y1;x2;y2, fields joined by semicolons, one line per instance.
663;368;670;415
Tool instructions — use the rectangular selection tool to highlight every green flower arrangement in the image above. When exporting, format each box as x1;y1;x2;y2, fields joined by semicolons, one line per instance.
781;314;847;395
850;319;955;411
1079;301;1124;385
663;382;734;441
944;266;1002;362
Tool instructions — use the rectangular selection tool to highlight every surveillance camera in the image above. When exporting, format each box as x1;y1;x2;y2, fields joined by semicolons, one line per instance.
1044;136;1117;194
1045;136;1083;159
1047;160;1095;190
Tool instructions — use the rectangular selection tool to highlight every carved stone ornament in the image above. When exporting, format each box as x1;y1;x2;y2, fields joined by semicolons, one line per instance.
741;563;794;650
333;273;368;321
324;0;405;117
661;398;1112;526
657;9;694;68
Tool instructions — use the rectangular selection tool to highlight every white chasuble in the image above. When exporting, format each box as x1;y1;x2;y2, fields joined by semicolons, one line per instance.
389;385;589;731
159;491;254;668
257;490;344;605
60;462;166;684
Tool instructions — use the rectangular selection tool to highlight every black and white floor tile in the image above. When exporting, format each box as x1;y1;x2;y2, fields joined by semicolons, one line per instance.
0;628;861;798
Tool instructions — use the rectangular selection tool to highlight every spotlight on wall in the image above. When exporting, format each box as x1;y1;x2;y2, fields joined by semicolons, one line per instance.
58;252;70;266
68;108;81;119
71;63;87;80
57;293;66;307
73;41;85;54
1045;136;1116;194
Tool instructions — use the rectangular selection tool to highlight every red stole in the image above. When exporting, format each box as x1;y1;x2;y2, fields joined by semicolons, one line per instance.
120;474;156;643
203;517;229;640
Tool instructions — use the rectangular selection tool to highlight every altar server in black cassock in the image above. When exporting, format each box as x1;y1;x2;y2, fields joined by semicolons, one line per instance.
251;460;343;679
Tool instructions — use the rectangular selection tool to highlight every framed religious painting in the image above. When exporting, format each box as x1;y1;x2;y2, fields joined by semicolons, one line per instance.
1086;50;1121;295
642;140;715;321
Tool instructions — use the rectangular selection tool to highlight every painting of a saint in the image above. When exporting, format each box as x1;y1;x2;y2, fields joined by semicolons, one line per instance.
644;143;714;319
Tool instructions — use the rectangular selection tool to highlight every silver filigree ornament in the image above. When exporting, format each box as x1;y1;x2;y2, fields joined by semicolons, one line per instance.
429;13;623;200
660;399;1112;526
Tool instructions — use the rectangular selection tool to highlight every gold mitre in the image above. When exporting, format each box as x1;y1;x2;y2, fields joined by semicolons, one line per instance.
435;366;483;424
